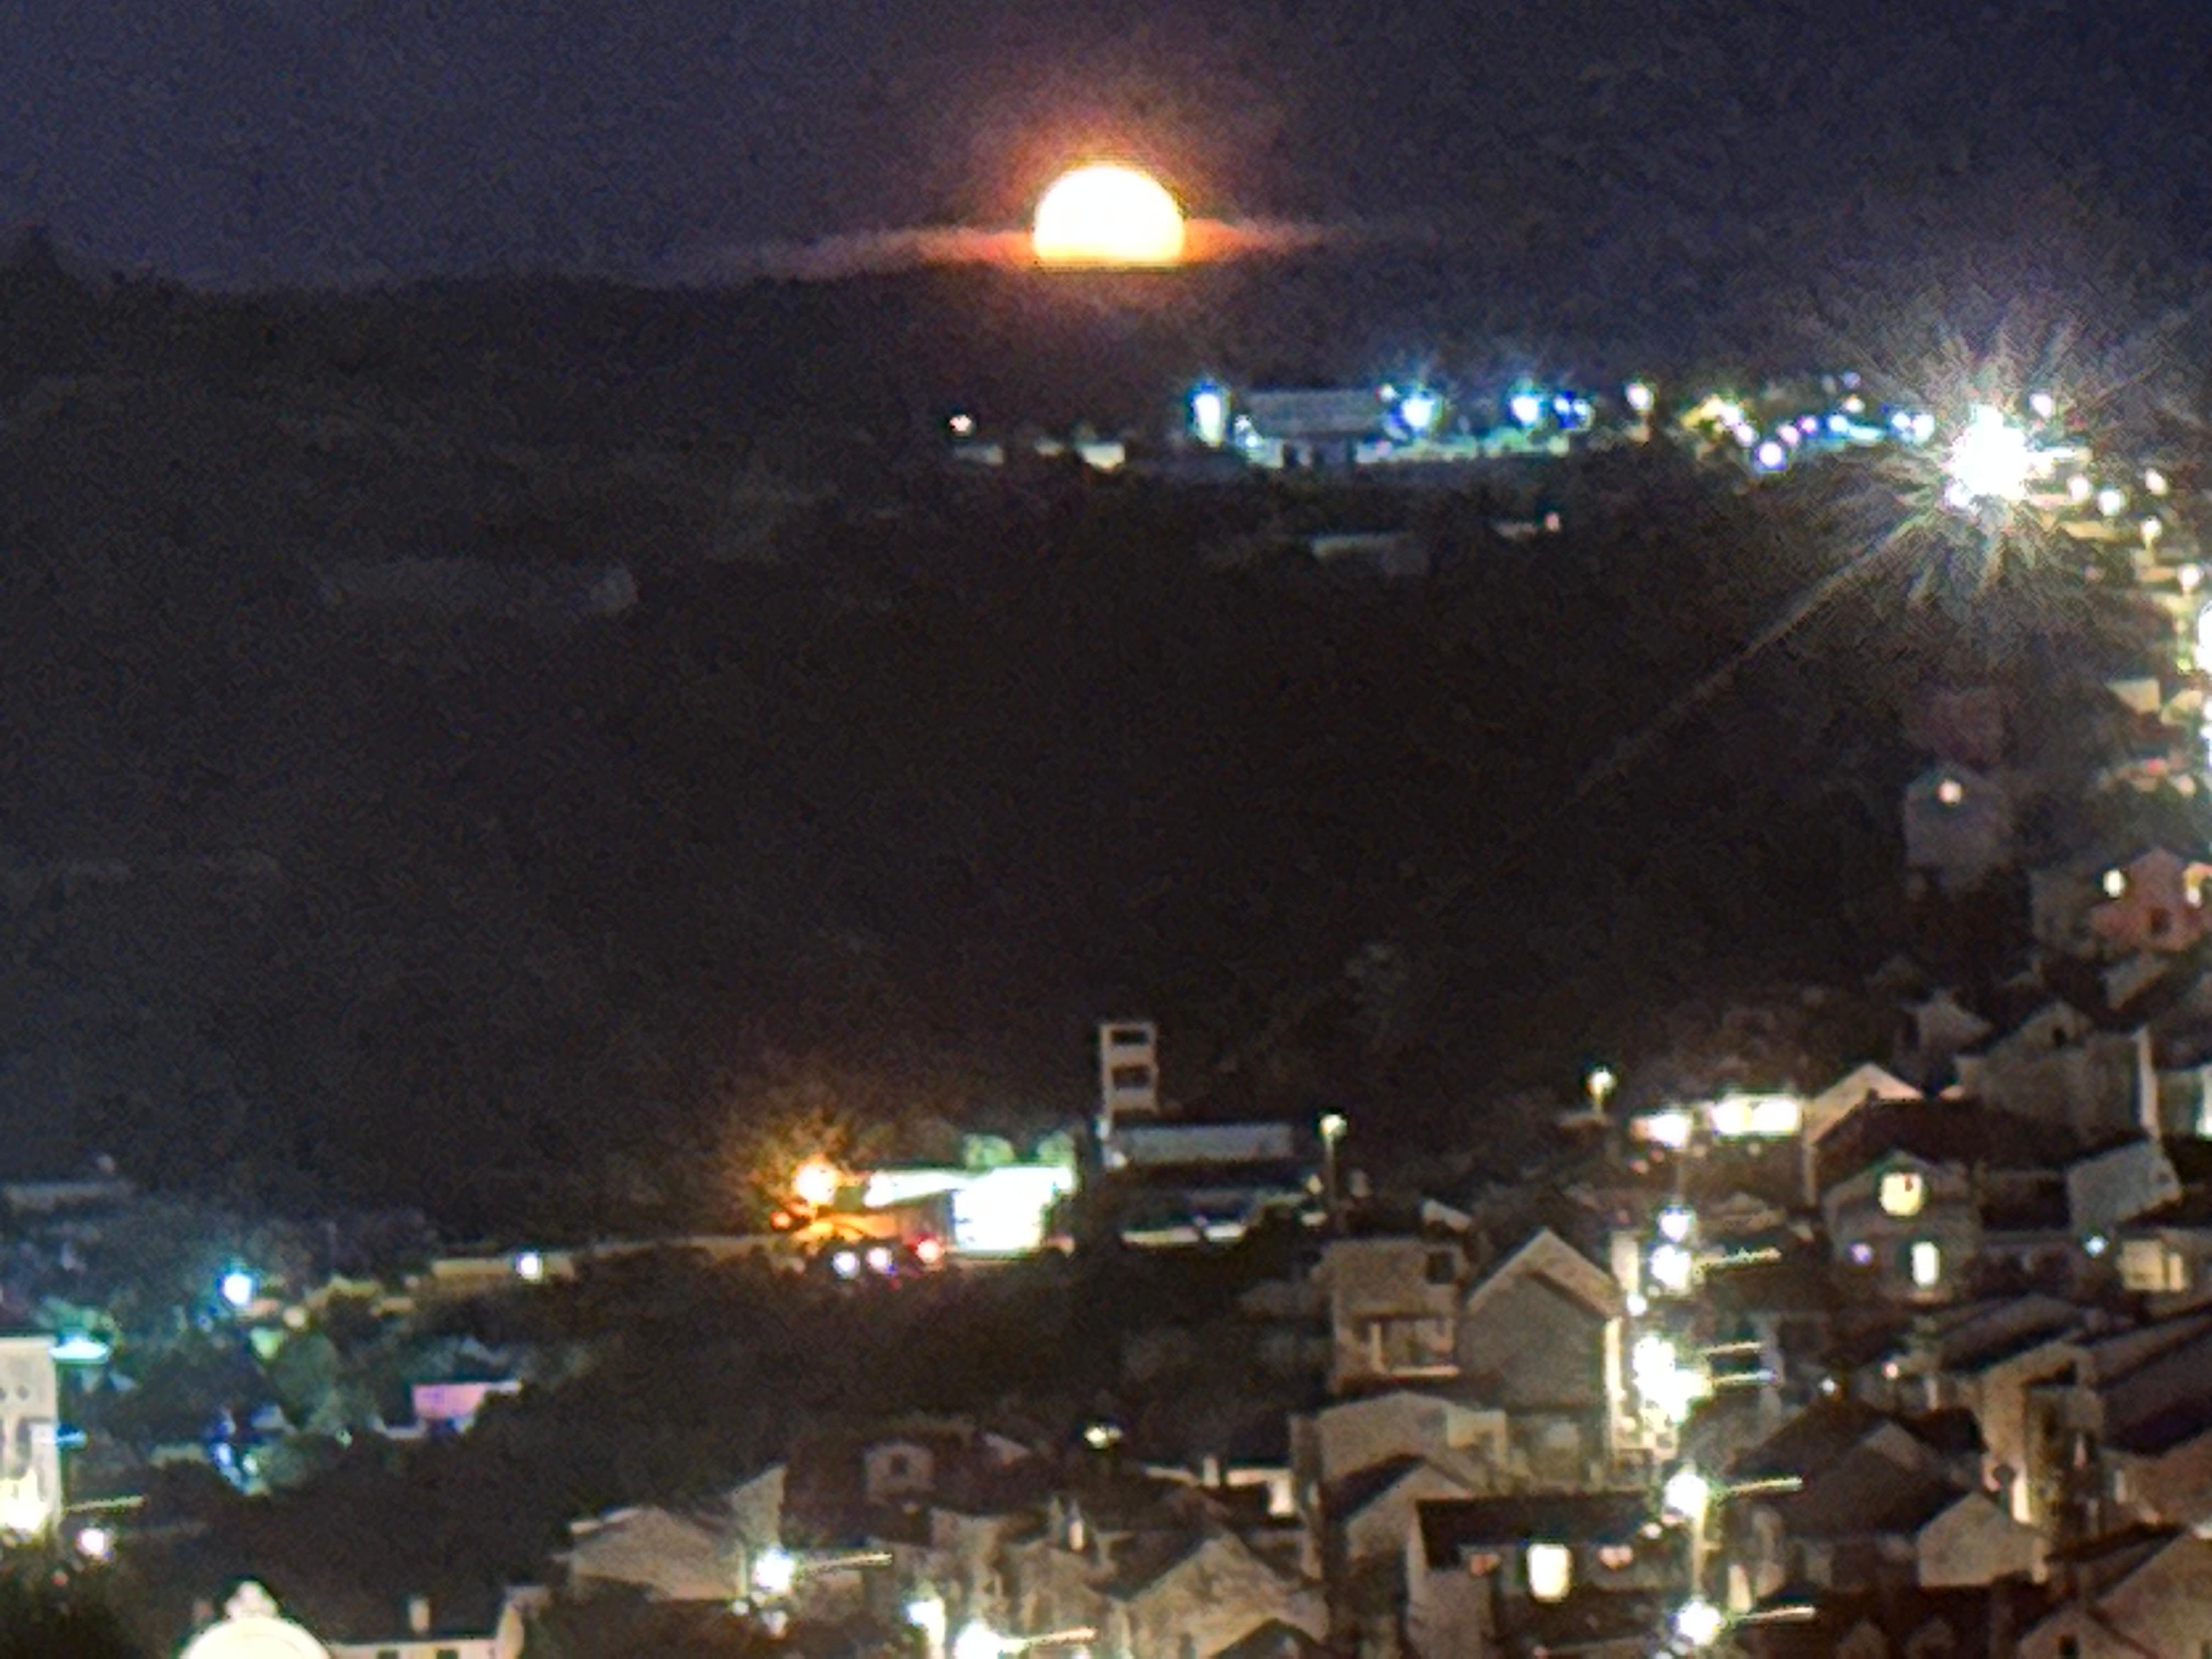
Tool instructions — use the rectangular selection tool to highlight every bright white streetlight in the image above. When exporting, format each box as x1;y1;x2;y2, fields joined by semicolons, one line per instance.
1662;1465;1712;1524
218;1269;256;1311
751;1547;797;1599
907;1595;949;1648
1943;405;2036;509
1625;382;1655;414
1649;1242;1695;1294
2146;467;2170;496
75;1525;114;1563
2098;486;2126;518
1398;391;1442;435
1657;1205;1695;1244
1585;1066;1617;1109
513;1250;545;1283
953;1621;1005;1659
1674;1596;1726;1649
2029;390;2056;421
1509;391;1545;427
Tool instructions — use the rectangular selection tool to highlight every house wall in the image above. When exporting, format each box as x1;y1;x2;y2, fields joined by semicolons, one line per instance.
1453;1278;1606;1413
1402;1556;1492;1659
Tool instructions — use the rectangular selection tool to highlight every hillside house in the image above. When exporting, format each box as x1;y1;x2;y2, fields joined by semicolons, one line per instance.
1903;766;2013;895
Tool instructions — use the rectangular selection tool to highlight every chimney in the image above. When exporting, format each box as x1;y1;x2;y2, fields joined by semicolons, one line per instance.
407;1596;431;1637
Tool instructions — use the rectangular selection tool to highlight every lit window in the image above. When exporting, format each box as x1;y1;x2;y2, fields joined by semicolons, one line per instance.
1879;1170;1927;1217
1526;1542;1572;1602
1936;777;1965;807
1910;1242;1942;1289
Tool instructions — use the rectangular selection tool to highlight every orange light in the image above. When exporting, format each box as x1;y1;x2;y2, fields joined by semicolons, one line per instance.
770;1209;793;1231
1032;165;1187;268
792;1158;842;1210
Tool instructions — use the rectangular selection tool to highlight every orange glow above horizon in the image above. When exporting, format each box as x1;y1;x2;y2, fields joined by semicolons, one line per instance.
1032;165;1187;267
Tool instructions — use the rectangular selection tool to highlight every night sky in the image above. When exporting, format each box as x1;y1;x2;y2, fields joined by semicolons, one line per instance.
4;0;2209;288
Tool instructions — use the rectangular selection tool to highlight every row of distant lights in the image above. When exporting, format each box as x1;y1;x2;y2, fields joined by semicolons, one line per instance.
830;1238;945;1279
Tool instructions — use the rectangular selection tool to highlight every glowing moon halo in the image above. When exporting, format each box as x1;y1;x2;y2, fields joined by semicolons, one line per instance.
1032;165;1187;267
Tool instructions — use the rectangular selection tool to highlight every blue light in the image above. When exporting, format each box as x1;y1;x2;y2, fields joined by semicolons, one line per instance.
1398;391;1442;435
1826;414;1849;435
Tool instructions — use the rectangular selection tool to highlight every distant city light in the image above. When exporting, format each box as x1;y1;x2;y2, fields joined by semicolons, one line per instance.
2180;565;2203;596
1657;1205;1695;1244
2098;487;2126;517
907;1596;949;1645
1943;404;2036;510
865;1245;895;1275
1189;385;1228;448
218;1269;256;1311
1083;1421;1124;1451
830;1250;861;1280
2146;467;2170;496
75;1525;113;1563
1639;1109;1693;1150
1585;1066;1617;1108
752;1547;797;1599
2068;475;2094;503
1649;1242;1695;1294
1826;413;1850;435
1508;390;1545;427
1625;382;1655;414
1675;1597;1726;1649
1632;1334;1708;1424
513;1250;545;1283
2104;868;2128;899
2143;517;2164;547
1731;422;1758;447
1936;777;1965;806
792;1158;843;1210
953;1621;1006;1659
948;413;975;438
914;1236;945;1267
1662;1465;1711;1524
2085;1234;2109;1258
2029;391;2057;420
1709;1093;1802;1138
1398;391;1442;436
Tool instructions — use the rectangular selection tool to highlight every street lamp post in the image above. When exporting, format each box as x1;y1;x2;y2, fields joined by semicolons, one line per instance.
1318;1113;1348;1232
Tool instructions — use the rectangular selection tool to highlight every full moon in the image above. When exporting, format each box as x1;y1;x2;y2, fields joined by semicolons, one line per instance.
1032;165;1187;267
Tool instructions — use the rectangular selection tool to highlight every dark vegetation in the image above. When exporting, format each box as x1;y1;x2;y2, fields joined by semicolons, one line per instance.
0;232;2190;1232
